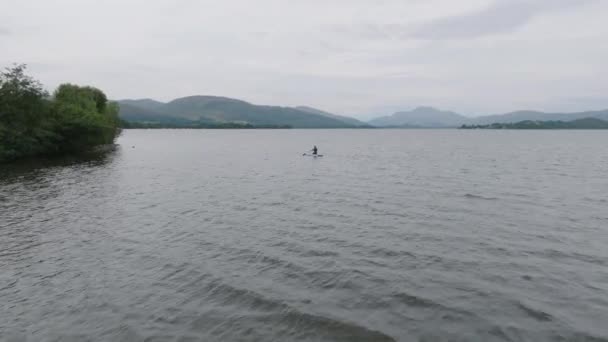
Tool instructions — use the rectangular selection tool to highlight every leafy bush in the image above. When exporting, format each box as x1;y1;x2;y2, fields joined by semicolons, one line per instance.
0;64;120;162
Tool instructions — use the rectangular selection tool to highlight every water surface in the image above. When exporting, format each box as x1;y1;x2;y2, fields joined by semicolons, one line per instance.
1;129;607;341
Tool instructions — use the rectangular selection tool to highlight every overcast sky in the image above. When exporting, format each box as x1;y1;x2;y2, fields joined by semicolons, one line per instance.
1;0;606;119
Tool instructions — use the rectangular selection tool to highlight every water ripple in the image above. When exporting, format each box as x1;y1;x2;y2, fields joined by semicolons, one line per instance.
1;129;608;341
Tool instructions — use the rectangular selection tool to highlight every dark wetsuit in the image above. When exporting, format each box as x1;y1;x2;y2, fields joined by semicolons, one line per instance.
312;146;318;155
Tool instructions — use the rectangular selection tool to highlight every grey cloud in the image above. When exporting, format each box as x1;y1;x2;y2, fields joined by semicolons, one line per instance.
411;0;597;40
330;24;392;41
1;0;606;118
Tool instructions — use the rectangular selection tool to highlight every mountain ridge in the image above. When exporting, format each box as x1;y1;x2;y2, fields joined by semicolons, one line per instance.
295;106;369;127
118;96;362;128
118;96;608;128
368;107;466;127
461;117;608;129
367;107;608;127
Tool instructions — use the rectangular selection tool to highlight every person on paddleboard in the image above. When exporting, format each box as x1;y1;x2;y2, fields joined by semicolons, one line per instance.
312;145;318;155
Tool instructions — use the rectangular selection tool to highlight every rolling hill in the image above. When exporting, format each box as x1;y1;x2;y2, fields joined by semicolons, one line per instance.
461;117;608;129
469;109;608;125
118;96;362;128
118;102;192;125
368;107;608;128
368;107;467;127
295;106;369;127
119;98;165;112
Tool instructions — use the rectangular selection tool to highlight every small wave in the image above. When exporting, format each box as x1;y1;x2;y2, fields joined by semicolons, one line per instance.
178;208;198;216
245;253;308;274
525;249;608;266
516;302;554;322
563;333;608;342
392;292;442;309
464;193;499;201
583;197;607;204
391;291;476;320
201;280;285;313
191;279;396;341
303;270;362;291
300;249;339;257
369;248;415;259
0;279;17;292
359;258;389;268
269;309;396;342
192;306;397;342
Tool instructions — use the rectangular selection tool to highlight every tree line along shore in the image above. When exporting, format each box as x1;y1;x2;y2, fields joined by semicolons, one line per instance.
0;64;120;163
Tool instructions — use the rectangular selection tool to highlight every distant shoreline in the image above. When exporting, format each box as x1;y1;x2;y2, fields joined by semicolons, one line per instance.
121;121;375;129
460;117;608;130
121;117;608;130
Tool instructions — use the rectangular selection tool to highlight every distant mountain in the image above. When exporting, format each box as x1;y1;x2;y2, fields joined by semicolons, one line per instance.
118;96;361;128
462;117;608;129
295;106;369;127
470;109;608;125
119;98;165;111
118;102;191;125
368;107;608;128
368;107;467;127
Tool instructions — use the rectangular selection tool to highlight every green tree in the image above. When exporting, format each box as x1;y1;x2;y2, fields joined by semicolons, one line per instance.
0;64;120;162
52;84;120;151
0;64;55;161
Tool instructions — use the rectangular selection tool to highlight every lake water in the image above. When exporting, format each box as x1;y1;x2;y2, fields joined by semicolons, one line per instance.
1;129;607;342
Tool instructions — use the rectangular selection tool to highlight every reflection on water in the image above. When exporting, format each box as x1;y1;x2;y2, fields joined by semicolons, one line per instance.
0;145;119;183
1;130;608;342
